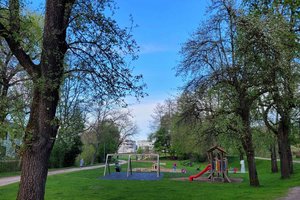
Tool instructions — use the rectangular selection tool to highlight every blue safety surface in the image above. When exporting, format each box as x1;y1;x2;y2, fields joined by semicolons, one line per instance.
101;172;163;181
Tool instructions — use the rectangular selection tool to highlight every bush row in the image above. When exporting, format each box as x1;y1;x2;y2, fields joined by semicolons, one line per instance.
0;160;20;173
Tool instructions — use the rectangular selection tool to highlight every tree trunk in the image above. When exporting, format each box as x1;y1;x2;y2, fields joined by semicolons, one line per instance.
270;144;278;173
17;141;53;199
238;99;259;186
246;149;259;186
17;86;60;199
238;146;244;160
242;135;260;186
16;0;69;198
3;0;74;199
277;118;291;179
288;144;293;174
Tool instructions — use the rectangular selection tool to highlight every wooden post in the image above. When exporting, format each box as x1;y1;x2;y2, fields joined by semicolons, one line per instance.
103;154;110;176
209;152;213;181
127;155;133;177
220;153;223;175
157;154;160;177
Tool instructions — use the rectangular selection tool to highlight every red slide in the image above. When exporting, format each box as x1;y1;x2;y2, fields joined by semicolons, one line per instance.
189;164;211;181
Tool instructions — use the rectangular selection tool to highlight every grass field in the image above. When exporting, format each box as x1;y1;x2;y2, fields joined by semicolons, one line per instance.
0;158;299;200
0;172;20;178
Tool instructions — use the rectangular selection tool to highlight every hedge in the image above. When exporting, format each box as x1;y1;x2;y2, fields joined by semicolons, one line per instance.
0;160;20;173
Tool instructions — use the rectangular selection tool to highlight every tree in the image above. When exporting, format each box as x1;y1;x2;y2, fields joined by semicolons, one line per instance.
0;12;42;136
177;0;259;186
149;98;177;138
169;92;220;160
0;39;32;158
0;0;144;199
0;40;20;128
252;102;279;173
149;98;177;157
81;119;120;164
177;0;293;186
113;109;138;149
79;98;138;165
136;146;143;154
49;76;85;168
149;103;166;131
153;127;171;155
244;0;300;179
49;133;82;168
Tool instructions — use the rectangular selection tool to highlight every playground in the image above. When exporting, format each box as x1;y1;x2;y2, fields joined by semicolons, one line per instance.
102;153;187;181
101;146;245;183
0;146;299;200
0;155;300;199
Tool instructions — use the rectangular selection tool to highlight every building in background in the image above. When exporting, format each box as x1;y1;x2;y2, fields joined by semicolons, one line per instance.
118;139;137;153
137;140;154;153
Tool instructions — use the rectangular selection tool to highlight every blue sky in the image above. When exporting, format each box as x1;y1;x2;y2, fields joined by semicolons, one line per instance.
113;0;210;140
29;0;210;140
115;0;209;98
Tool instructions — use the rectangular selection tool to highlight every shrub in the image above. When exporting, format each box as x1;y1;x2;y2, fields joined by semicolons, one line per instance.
0;159;20;173
49;135;82;168
76;144;95;166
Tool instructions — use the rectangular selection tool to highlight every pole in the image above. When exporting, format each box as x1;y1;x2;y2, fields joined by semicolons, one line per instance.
157;154;160;177
127;155;131;177
103;154;109;176
103;143;106;162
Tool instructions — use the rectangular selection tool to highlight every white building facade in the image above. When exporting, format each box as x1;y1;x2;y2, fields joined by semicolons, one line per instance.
137;140;154;152
118;139;137;153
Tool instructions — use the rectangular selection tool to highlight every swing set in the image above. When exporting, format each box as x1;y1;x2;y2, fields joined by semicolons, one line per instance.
103;153;160;178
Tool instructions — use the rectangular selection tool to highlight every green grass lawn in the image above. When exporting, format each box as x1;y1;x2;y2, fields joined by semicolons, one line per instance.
0;171;20;178
0;158;300;200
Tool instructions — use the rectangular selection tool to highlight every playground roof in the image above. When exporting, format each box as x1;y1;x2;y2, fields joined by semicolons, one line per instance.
207;145;227;154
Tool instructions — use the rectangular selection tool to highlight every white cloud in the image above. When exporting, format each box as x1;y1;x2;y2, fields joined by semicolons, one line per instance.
127;99;164;140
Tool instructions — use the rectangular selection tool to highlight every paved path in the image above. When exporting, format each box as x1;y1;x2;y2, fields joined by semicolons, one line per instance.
255;157;300;163
0;164;106;187
278;187;300;200
0;159;128;187
256;157;300;199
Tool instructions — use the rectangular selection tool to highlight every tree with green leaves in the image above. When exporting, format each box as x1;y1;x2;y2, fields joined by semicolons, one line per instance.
244;0;300;179
49;77;85;167
0;0;144;199
81;119;120;164
152;127;171;155
177;0;259;185
149;98;177;157
0;40;32;158
84;99;137;164
0;11;42;132
177;0;294;186
169;92;221;160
